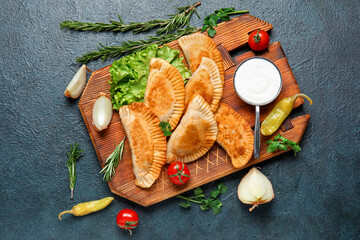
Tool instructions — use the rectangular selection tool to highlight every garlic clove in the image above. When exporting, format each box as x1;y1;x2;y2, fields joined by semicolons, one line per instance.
64;64;87;99
237;167;274;212
92;93;113;131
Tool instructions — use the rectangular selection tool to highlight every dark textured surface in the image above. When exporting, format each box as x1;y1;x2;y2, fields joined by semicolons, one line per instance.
0;0;359;239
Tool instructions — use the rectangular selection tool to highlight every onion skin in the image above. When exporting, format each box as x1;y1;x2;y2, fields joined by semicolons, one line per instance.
92;93;113;132
64;64;87;99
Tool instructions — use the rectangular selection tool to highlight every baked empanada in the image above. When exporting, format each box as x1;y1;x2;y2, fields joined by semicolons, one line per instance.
144;58;185;130
178;33;225;83
185;57;223;113
167;95;218;163
119;102;167;188
215;103;254;168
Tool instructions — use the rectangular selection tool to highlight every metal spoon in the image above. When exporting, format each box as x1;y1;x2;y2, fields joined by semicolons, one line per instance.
233;57;282;159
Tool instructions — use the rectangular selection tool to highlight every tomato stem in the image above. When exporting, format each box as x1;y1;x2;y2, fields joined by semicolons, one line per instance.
254;29;261;44
169;163;189;184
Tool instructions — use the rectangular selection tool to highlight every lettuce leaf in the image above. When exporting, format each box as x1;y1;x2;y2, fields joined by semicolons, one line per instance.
109;44;191;110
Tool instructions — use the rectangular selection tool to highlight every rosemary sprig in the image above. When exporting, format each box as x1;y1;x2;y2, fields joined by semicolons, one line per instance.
66;143;83;200
60;2;201;35
156;2;201;35
100;137;126;182
76;27;198;63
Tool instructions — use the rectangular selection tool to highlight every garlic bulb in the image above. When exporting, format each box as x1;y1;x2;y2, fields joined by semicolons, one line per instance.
92;93;113;131
64;64;87;99
237;167;274;212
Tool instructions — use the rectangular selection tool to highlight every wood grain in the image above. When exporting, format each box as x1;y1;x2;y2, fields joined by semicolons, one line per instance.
78;15;310;207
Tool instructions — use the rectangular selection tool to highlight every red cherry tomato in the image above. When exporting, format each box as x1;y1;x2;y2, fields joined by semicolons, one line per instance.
167;162;190;185
248;29;270;51
116;209;139;235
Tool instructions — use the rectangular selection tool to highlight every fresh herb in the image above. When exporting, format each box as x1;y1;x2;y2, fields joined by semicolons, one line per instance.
60;2;200;35
266;134;301;156
108;44;191;110
201;7;249;37
159;122;172;136
76;27;198;63
100;137;126;182
177;182;228;214
66;143;83;199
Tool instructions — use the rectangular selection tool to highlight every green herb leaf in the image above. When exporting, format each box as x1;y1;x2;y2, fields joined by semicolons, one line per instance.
194;187;203;196
212;205;222;215
159;121;172;136
208;18;218;27
219;184;228;194
179;201;191;209
210;189;220;198
207;27;217;37
201;24;209;32
266;134;302;156
200;204;210;211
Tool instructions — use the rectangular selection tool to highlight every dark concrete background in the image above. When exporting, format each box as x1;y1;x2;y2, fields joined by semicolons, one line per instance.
0;0;359;239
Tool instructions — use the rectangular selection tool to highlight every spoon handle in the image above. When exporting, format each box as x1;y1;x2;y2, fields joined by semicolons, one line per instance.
254;106;260;159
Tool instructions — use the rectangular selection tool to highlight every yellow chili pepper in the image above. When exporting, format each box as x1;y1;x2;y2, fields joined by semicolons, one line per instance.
58;197;114;220
260;93;313;136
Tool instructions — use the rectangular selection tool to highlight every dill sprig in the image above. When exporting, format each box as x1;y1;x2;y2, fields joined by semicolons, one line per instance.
60;2;201;35
76;27;198;63
100;137;126;182
66;143;83;200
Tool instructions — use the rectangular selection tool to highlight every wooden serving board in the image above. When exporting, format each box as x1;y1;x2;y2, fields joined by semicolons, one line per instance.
79;15;310;207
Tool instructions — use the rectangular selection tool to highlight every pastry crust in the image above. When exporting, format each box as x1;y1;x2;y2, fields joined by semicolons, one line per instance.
167;95;218;163
144;58;185;130
119;102;167;188
185;57;223;113
178;33;225;83
215;103;254;168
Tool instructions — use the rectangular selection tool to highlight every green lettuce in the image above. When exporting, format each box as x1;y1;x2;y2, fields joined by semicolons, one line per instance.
109;44;191;110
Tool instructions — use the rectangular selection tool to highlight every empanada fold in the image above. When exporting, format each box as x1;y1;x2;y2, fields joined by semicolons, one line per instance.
119;103;167;188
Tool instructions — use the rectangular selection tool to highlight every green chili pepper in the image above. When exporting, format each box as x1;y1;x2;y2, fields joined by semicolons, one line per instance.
260;93;313;136
58;197;114;220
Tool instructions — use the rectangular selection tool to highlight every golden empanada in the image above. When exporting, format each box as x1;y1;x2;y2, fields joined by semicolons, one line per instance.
215;103;254;168
144;58;185;130
167;95;218;164
119;102;167;188
178;33;225;83
185;57;223;113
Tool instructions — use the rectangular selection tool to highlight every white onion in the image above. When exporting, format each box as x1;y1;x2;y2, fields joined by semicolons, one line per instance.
64;64;87;99
237;167;274;212
92;93;113;131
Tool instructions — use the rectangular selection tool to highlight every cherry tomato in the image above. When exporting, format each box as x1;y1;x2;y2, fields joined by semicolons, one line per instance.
116;209;139;235
248;29;270;51
167;162;190;185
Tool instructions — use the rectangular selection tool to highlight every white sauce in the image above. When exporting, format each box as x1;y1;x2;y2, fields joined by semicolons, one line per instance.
234;58;282;105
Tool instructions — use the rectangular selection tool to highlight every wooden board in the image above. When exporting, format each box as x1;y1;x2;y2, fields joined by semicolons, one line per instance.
79;15;310;207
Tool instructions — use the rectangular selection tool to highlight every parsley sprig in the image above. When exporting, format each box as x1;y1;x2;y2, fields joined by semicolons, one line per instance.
177;183;228;214
201;8;249;37
266;134;301;156
159;121;172;136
